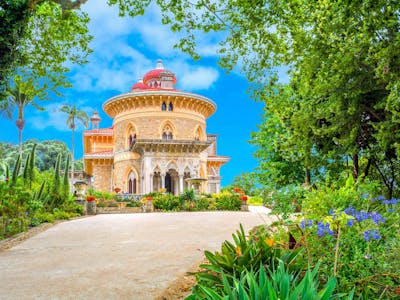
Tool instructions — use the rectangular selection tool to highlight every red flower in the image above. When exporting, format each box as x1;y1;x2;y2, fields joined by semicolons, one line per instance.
86;196;96;202
114;187;121;193
233;187;242;193
240;195;248;202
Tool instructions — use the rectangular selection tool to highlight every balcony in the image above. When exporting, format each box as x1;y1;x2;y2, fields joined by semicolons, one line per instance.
130;139;211;154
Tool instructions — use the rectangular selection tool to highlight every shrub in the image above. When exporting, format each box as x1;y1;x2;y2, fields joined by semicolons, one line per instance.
153;194;182;211
266;185;308;217
213;192;241;211
188;262;353;300
191;224;303;296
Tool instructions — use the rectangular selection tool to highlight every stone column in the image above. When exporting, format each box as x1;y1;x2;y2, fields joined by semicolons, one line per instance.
161;172;166;189
150;173;154;193
179;174;184;194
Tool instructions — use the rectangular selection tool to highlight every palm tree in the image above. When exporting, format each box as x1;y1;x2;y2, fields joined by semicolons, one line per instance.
60;104;89;189
2;76;43;155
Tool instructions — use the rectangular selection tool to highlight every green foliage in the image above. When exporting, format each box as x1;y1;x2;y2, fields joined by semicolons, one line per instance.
192;224;303;296
228;173;259;196
266;185;309;218
0;145;81;239
0;0;92;98
213;192;241;211
153;193;182;211
0;139;76;171
189;262;351;300
247;196;263;206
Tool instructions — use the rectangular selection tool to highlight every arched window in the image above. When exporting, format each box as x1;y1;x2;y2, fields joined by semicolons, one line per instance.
161;102;167;111
126;125;137;148
128;172;137;194
194;126;203;141
168;102;173;111
162;124;173;140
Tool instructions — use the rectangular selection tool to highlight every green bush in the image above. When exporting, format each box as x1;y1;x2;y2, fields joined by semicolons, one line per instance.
188;262;353;300
153;194;182;211
191;224;303;296
213;192;241;211
266;185;308;217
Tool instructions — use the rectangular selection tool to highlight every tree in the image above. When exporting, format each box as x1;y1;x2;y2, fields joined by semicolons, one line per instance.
60;104;88;188
0;0;91;98
114;1;400;196
2;76;45;155
0;139;80;171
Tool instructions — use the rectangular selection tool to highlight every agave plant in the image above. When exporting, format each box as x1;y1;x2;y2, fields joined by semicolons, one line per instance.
188;261;354;300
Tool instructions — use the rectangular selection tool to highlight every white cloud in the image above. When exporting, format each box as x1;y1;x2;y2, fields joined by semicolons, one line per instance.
178;66;219;91
29;102;92;132
68;1;221;93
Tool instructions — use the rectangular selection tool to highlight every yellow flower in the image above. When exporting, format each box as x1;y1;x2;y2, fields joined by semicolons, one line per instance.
265;238;275;247
235;246;242;257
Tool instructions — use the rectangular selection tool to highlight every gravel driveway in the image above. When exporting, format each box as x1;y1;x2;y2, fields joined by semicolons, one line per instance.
0;211;273;300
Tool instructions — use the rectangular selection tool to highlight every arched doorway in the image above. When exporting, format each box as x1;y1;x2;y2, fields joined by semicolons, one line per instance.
165;173;172;193
127;172;137;194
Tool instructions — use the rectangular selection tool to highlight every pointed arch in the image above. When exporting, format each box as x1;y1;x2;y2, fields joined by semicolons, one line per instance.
161;102;167;111
160;120;175;140
125;123;138;148
168;102;173;111
193;125;205;141
124;167;139;194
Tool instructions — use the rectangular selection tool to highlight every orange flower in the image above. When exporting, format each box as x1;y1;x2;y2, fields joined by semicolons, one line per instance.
265;238;275;247
233;187;242;193
235;246;242;257
86;196;96;202
240;195;248;201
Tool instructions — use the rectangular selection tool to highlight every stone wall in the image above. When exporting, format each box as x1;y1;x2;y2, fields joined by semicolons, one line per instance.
113;113;206;152
113;159;142;193
93;165;112;191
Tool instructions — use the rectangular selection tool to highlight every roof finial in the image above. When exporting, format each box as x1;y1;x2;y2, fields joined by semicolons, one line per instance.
156;59;164;70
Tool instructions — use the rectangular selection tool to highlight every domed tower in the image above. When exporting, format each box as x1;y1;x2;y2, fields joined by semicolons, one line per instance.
83;60;229;194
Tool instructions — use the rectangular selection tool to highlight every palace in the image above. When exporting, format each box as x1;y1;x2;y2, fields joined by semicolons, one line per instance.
83;60;229;194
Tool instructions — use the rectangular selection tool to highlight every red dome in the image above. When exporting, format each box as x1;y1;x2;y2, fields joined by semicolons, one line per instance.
130;82;148;91
143;69;176;85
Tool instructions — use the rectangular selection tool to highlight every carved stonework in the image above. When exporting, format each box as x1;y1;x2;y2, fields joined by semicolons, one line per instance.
82;61;230;194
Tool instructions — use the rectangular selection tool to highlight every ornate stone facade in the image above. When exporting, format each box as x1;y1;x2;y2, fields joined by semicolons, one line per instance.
83;60;229;194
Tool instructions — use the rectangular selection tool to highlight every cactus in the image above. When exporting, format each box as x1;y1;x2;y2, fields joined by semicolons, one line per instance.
11;154;21;186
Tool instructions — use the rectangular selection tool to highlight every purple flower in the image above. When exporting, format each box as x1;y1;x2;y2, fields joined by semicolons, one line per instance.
317;221;334;237
370;212;386;224
377;195;385;201
363;230;381;241
365;254;372;259
300;219;313;229
346;219;354;227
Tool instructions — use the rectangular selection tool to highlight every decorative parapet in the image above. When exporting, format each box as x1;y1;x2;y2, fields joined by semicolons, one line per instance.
130;139;212;154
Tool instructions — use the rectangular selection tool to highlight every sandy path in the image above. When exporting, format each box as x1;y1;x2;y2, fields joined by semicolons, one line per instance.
0;211;273;300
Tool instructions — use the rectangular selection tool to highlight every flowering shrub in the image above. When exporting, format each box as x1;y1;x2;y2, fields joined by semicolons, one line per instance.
296;193;400;298
239;195;248;202
85;195;96;202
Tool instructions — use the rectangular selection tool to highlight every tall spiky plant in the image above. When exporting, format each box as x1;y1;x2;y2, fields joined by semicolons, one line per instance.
63;153;70;199
11;154;21;186
60;104;88;190
51;153;62;208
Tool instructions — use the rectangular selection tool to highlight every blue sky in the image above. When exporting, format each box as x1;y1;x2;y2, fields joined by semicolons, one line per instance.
1;1;265;186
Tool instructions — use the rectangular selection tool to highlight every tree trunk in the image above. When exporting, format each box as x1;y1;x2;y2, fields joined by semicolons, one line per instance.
352;153;359;182
71;127;75;191
15;119;25;155
305;167;311;187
